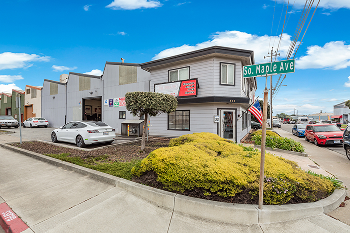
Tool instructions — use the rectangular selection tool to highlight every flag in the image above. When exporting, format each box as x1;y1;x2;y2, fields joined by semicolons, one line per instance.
248;100;263;125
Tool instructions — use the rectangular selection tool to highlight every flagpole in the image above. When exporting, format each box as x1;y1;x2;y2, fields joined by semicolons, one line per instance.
237;96;260;121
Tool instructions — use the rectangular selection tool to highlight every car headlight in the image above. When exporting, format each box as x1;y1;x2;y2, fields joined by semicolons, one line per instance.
317;135;326;139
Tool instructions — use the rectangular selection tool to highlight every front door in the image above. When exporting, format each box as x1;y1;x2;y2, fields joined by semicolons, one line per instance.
219;110;235;141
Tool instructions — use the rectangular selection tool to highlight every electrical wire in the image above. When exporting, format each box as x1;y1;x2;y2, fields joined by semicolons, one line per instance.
268;0;278;55
273;0;320;98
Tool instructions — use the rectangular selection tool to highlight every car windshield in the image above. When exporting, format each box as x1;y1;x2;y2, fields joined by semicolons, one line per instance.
313;125;341;132
297;125;306;129
34;118;46;120
0;116;15;120
85;121;109;127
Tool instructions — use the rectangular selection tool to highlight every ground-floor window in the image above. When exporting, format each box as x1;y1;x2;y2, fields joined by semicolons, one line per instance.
168;110;190;130
119;111;126;119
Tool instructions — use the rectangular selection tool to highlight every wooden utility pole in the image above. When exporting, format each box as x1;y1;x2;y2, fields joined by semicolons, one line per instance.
259;87;269;209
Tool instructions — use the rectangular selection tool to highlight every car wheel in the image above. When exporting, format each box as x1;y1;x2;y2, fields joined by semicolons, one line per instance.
44;125;47;128
23;124;26;128
305;136;309;142
314;139;319;146
76;135;85;148
30;123;32;128
105;140;114;145
346;147;350;160
51;132;58;143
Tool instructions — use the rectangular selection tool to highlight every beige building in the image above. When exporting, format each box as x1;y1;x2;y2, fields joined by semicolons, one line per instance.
24;85;43;120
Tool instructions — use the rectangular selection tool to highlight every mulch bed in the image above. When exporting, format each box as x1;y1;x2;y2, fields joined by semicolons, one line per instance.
10;137;170;163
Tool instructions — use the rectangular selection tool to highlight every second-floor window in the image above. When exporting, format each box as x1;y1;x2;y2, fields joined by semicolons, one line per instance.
221;63;235;85
169;67;189;82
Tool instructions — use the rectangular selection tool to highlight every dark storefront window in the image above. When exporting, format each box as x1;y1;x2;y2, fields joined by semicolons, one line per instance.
168;110;190;130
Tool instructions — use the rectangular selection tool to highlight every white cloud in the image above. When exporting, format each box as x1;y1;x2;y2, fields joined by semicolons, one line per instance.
344;76;350;87
275;0;350;9
84;5;92;11
296;41;350;70
0;52;50;70
0;75;24;83
176;2;190;6
52;65;77;72
262;4;268;9
118;31;126;36
322;12;331;16
106;0;162;10
274;103;324;114
153;31;293;64
84;69;103;76
0;83;21;94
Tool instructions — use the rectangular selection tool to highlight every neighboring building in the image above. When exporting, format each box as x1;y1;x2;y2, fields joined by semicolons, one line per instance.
333;102;350;124
0;90;25;122
0;93;12;115
308;112;333;122
42;46;256;142
24;85;43;120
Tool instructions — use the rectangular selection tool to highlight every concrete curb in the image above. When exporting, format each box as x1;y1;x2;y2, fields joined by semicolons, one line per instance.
0;143;346;225
253;144;308;157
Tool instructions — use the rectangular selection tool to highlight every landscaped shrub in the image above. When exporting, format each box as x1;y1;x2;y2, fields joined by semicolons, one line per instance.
132;132;337;205
252;134;305;152
251;130;280;138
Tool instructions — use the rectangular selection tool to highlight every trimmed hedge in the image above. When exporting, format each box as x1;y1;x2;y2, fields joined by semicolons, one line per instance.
252;134;305;152
132;132;336;205
251;130;280;138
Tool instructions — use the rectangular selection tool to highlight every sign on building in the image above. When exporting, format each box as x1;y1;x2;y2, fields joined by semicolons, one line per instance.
155;79;198;97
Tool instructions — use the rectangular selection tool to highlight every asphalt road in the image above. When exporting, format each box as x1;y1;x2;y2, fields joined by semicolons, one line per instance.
279;123;346;157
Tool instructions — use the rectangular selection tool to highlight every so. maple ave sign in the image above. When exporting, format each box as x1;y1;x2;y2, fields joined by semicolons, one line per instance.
243;59;295;78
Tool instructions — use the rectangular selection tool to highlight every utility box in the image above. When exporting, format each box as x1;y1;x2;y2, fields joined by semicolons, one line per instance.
121;120;144;137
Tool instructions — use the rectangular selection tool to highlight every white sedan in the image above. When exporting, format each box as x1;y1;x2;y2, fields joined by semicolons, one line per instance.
23;117;49;128
51;121;116;147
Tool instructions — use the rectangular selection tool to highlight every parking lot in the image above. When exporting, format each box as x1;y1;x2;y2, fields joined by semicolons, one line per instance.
0;126;139;149
280;123;346;157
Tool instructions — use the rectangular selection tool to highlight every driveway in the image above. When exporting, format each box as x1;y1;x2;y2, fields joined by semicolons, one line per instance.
1;127;53;142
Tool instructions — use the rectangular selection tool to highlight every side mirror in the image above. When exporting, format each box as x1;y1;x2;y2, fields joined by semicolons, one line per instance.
59;126;63;129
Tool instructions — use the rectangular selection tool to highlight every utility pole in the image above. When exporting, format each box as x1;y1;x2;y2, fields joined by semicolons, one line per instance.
264;47;279;129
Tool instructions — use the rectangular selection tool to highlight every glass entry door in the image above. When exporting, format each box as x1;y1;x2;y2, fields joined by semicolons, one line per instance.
219;110;235;141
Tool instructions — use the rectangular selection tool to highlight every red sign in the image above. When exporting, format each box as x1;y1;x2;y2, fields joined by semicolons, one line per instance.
155;79;197;97
178;79;197;97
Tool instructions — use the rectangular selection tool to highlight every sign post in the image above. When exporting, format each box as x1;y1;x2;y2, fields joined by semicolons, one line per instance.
244;59;295;210
16;96;22;144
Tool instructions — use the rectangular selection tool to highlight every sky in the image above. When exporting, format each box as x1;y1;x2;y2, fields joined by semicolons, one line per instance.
0;0;350;116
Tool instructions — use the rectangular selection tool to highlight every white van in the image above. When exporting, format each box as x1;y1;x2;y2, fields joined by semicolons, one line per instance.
297;117;308;124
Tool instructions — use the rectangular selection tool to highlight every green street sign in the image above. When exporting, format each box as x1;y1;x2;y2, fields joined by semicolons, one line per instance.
243;59;295;78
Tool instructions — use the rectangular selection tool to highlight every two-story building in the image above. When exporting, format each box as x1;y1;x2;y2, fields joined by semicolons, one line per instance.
0;90;25;122
333;102;350;124
42;46;256;142
24;85;43;119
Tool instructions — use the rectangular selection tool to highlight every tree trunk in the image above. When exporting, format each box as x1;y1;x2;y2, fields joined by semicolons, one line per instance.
141;114;147;151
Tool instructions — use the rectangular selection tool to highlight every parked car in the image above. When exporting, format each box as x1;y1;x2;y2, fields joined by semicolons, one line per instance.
305;124;343;146
343;126;350;160
251;121;261;130
289;120;296;124
0;115;19;128
292;124;306;137
51;121;116;147
272;119;281;128
23;117;49;128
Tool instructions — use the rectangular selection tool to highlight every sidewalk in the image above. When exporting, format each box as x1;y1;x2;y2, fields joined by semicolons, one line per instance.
1;133;350;232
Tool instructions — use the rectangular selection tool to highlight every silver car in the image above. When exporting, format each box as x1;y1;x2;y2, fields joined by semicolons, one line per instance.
0;115;19;129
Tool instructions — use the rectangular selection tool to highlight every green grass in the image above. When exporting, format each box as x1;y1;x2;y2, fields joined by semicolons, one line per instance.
342;124;347;129
307;170;343;189
45;153;141;180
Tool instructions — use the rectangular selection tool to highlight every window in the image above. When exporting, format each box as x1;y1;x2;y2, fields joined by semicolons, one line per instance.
31;89;37;98
4;95;7;103
169;67;189;82
220;63;235;85
26;89;30;94
119;111;126;119
168;110;190;130
242;111;247;130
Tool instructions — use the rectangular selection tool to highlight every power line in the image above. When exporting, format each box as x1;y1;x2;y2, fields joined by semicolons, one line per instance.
273;0;320;98
268;0;278;55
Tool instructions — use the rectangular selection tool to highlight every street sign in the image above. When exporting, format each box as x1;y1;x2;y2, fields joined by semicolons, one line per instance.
243;59;295;78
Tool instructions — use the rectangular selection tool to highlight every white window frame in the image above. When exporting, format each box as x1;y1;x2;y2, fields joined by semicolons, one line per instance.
220;63;235;85
168;67;190;82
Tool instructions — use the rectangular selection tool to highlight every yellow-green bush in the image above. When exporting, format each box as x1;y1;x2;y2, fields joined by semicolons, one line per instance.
251;130;280;138
132;132;336;205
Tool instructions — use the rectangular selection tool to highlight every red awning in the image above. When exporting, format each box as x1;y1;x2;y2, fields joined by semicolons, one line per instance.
331;115;342;119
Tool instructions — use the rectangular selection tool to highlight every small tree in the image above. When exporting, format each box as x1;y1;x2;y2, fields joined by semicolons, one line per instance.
345;100;350;109
125;92;178;150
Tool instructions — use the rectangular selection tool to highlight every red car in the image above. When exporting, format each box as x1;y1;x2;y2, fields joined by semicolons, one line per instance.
305;124;343;146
